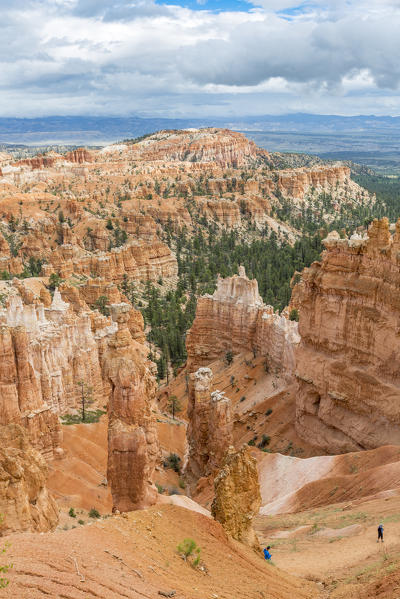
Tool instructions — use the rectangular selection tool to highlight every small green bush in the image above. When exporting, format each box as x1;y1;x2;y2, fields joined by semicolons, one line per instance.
89;508;101;519
69;507;76;518
0;515;12;588
78;519;85;525
258;434;271;449
225;350;233;365
163;453;181;473
289;308;299;322
177;538;201;567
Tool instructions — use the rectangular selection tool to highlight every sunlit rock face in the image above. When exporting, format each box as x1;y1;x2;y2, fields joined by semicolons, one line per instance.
294;218;400;453
0;423;59;535
186;267;299;376
211;445;261;550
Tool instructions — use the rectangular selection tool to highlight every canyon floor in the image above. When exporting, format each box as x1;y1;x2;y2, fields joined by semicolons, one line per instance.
7;392;400;599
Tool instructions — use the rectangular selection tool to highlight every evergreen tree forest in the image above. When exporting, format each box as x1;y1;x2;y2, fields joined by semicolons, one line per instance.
142;222;322;379
141;175;398;380
352;173;400;222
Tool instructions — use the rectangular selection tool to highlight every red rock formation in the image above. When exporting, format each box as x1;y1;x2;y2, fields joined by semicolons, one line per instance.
278;165;350;199
103;303;159;511
0;423;59;535
186;267;299;375
129;128;268;168
46;239;178;284
65;148;94;163
211;445;261;549
186;367;233;480
294;218;400;452
15;153;60;170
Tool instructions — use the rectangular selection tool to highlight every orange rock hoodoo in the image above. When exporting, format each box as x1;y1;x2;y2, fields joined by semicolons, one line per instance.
103;303;159;512
211;445;261;549
186;367;233;480
294;218;400;453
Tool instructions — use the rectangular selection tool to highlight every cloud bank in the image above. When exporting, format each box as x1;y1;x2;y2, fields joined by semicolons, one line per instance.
0;0;399;116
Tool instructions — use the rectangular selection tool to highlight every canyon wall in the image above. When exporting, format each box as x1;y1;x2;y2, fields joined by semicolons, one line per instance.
103;303;159;512
186;267;299;375
0;288;112;458
211;445;261;549
0;424;59;535
294;218;400;453
186;367;233;480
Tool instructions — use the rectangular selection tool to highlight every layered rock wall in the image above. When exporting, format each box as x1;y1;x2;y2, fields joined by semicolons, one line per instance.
294;218;400;452
0;291;110;457
129;128;266;168
186;267;299;375
0;424;59;535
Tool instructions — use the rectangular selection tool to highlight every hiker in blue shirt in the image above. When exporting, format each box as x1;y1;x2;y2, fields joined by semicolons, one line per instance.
377;524;384;543
263;546;272;560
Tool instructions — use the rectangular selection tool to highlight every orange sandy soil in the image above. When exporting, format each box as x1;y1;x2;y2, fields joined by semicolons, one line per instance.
3;505;316;599
48;413;189;523
47;416;112;515
255;493;400;598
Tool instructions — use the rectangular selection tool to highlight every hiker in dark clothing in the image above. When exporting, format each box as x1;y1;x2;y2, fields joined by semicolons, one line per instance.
377;523;384;542
263;546;272;560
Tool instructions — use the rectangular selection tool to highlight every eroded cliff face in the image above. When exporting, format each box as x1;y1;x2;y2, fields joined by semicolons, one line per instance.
0;287;113;457
294;218;400;453
186;267;299;375
103;303;159;512
186;367;233;480
211;445;261;549
127;128;266;168
0;424;59;535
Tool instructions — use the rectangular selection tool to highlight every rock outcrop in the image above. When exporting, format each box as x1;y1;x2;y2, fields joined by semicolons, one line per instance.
128;128;267;168
186;367;233;480
294;218;400;453
0;290;109;457
103;303;159;512
0;424;59;535
211;445;261;549
186;267;299;375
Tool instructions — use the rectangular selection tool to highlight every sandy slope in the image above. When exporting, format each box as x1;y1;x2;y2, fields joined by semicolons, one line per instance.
258;445;400;515
3;505;315;599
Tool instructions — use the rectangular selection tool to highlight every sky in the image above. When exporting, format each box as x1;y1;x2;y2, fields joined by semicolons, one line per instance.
1;0;400;117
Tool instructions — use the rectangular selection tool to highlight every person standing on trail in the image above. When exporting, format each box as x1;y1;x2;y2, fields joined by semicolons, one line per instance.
377;523;384;543
263;546;272;560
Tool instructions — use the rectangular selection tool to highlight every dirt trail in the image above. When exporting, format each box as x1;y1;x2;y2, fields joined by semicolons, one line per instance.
256;494;400;598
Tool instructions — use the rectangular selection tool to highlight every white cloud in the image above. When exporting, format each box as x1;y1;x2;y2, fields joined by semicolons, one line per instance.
0;0;400;117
